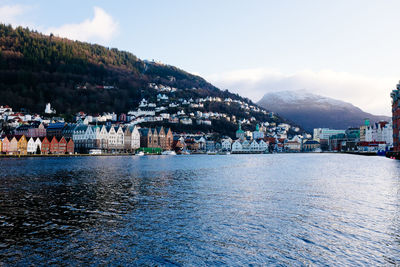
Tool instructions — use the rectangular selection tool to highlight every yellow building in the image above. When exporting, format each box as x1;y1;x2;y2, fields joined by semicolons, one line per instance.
17;135;28;155
0;139;2;153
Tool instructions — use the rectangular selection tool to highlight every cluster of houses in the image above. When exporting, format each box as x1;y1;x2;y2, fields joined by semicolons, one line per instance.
0;135;74;155
0;102;309;155
312;119;393;154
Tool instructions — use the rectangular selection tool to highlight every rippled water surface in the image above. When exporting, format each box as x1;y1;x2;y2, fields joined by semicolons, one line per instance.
1;154;400;265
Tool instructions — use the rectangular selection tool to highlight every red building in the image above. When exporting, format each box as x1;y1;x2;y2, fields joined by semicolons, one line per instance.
49;136;59;154
391;82;400;152
41;137;50;154
58;137;67;154
66;138;74;154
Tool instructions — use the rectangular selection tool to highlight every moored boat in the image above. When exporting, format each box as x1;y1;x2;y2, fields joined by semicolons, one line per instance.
161;150;177;155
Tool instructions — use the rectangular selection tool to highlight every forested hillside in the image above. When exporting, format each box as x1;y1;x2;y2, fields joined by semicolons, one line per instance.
0;24;245;114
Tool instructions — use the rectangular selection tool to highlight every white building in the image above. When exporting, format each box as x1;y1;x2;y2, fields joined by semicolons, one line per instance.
365;121;393;146
128;108;155;117
313;128;346;141
45;103;56;114
221;139;232;151
27;137;40;154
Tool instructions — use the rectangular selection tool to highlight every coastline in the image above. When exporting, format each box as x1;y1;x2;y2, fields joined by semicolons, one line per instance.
0;151;382;158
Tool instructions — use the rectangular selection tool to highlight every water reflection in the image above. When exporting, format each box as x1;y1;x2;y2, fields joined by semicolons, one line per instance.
0;154;400;265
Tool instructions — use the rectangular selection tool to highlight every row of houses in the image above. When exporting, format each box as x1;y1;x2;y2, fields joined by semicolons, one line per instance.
0;136;74;155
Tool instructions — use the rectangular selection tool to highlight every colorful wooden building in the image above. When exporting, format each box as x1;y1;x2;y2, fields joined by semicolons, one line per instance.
16;135;27;155
41;137;50;154
66;138;74;154
49;136;59;154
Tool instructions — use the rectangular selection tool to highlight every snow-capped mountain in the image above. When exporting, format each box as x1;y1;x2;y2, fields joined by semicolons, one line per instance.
257;90;390;132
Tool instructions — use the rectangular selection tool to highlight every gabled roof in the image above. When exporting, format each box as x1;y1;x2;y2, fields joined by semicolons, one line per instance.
156;126;164;134
139;128;150;136
74;124;88;132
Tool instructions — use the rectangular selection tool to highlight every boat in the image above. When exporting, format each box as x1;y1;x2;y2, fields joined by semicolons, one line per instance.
136;151;145;156
207;151;217;155
181;150;191;155
161;150;177;155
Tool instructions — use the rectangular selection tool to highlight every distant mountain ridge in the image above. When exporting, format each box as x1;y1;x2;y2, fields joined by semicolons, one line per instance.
257;90;390;132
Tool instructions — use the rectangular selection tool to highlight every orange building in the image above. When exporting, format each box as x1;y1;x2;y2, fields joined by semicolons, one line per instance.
16;135;27;155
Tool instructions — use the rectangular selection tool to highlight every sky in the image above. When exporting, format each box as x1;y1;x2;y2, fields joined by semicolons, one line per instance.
0;0;399;115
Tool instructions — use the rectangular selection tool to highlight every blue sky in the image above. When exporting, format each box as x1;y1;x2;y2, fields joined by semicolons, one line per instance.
1;0;399;115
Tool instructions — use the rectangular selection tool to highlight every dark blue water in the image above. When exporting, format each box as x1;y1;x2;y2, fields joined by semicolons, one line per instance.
0;154;400;265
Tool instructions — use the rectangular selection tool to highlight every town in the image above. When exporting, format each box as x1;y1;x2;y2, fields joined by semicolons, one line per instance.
0;85;395;155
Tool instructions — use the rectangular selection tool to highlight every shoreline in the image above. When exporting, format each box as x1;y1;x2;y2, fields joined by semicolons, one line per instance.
0;151;383;158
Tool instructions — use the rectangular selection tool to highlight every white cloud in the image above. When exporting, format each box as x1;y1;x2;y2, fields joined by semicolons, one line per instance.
46;7;118;43
207;68;396;116
0;4;31;26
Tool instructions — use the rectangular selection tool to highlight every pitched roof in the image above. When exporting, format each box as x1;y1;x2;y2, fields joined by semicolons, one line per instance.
139;128;150;136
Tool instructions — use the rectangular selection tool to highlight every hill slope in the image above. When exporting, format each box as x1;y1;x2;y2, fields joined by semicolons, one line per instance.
0;24;234;113
0;24;298;136
257;90;390;131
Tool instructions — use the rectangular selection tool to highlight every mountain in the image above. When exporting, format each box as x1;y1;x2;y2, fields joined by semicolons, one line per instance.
0;24;296;136
257;90;390;132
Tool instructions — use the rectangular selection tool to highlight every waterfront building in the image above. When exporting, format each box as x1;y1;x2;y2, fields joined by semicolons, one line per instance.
93;125;108;150
365;121;393;147
0;139;2;153
359;118;370;142
164;128;173;150
124;125;141;152
194;136;206;151
250;140;260;152
172;136;186;152
302;140;320;152
391;82;400;151
27;137;36;154
139;128;151;148
206;140;215;152
328;133;347;151
221;139;232;151
33;137;42;154
49;136;59;154
313;128;346;141
156;127;166;149
73;124;95;153
66;138;74;154
258;140;268;152
9;136;18;154
243;140;251;150
58;137;67;154
2;137;10;154
313;128;346;150
40;137;50;155
107;126;124;150
232;140;243;152
284;141;301;152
